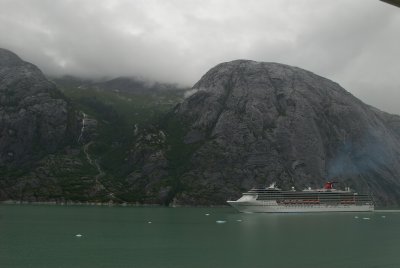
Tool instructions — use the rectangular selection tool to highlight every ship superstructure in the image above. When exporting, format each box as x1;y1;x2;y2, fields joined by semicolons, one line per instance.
227;182;374;213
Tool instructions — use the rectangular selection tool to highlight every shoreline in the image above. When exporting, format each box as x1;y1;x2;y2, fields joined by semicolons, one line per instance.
1;201;398;211
0;201;397;210
0;200;230;208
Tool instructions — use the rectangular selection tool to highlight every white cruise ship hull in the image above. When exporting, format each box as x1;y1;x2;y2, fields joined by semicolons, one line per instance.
227;200;374;213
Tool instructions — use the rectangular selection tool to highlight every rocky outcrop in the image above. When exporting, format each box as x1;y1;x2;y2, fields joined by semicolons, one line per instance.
125;126;170;204
0;148;99;202
0;48;77;167
170;60;400;206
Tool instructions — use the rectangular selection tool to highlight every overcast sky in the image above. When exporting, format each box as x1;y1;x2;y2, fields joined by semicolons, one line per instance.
0;0;399;113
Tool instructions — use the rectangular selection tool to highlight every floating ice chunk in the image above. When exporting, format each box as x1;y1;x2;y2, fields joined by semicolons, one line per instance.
381;216;386;218
236;219;242;222
216;220;226;224
148;221;152;224
205;213;210;216
362;217;370;220
354;216;359;219
76;234;83;237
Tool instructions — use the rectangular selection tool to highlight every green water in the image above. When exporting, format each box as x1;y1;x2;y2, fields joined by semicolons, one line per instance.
1;205;400;268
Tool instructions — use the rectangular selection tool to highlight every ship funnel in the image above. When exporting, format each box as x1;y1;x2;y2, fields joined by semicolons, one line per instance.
323;181;338;189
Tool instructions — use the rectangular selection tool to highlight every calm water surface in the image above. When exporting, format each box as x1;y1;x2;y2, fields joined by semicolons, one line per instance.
1;205;400;268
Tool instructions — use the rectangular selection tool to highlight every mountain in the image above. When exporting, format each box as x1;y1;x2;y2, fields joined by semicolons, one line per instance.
53;75;188;96
0;48;77;167
2;50;400;207
129;60;400;206
0;49;96;201
0;49;186;203
94;77;184;95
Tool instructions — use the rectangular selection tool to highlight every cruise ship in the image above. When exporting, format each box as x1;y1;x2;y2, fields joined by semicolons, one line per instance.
227;182;374;213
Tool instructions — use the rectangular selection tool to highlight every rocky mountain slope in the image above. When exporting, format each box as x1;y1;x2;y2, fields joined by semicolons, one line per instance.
129;60;400;206
0;48;94;201
173;60;400;205
0;48;77;167
2;50;400;207
0;49;184;203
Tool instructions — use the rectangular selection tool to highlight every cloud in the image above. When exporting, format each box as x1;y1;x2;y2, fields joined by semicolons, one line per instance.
0;0;399;113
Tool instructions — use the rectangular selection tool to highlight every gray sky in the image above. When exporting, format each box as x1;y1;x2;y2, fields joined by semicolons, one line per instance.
0;0;399;114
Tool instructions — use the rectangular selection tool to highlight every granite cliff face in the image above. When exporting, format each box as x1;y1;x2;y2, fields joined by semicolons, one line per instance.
169;60;400;206
2;51;400;207
0;48;77;167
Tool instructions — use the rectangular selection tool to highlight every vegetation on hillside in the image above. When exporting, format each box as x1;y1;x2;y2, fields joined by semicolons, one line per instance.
59;83;186;178
1;75;198;204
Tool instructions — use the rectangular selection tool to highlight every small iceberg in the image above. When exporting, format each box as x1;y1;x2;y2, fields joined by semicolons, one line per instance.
216;220;226;224
75;234;83;237
362;217;370;220
236;219;242;222
354;216;359;219
205;213;210;216
148;221;152;224
381;215;386;218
